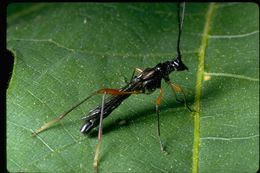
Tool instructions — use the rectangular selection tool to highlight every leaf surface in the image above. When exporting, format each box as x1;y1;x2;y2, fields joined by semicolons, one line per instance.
7;3;259;172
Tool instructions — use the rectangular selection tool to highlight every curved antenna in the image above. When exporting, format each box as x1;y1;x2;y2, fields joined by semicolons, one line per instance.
177;2;185;60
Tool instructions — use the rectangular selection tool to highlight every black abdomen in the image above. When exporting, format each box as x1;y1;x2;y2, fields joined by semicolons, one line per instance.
80;94;131;134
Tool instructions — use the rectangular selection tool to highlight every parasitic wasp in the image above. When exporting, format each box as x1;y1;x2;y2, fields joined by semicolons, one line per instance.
32;2;193;172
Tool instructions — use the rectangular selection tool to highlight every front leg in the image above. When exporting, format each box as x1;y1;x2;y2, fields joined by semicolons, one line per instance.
164;79;194;112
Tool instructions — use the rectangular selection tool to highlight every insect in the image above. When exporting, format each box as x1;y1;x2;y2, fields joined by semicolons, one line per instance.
33;3;192;172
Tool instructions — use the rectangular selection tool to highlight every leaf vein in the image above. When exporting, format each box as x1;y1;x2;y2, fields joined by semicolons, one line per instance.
61;124;78;143
209;30;259;39
26;89;46;105
7;38;198;57
204;72;259;81
192;3;216;173
150;163;168;173
200;134;259;141
8;120;55;152
8;158;23;169
8;120;33;132
34;134;55;152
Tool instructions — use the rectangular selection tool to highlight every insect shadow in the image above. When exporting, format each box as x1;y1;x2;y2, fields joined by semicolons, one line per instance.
87;94;194;138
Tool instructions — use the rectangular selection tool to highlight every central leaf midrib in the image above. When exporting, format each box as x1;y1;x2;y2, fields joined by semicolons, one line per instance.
192;3;216;173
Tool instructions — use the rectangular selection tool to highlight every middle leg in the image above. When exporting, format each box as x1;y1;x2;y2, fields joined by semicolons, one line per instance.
155;88;166;152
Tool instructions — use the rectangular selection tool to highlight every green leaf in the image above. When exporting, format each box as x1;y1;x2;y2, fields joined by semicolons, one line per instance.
7;3;259;173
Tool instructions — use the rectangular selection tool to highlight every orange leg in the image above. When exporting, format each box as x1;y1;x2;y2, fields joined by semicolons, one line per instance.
94;88;144;171
32;91;98;136
93;93;106;172
94;88;143;171
93;88;143;172
167;81;194;112
32;88;143;136
155;88;166;152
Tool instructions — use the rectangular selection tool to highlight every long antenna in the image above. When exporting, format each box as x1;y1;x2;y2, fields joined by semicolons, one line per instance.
177;2;185;60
